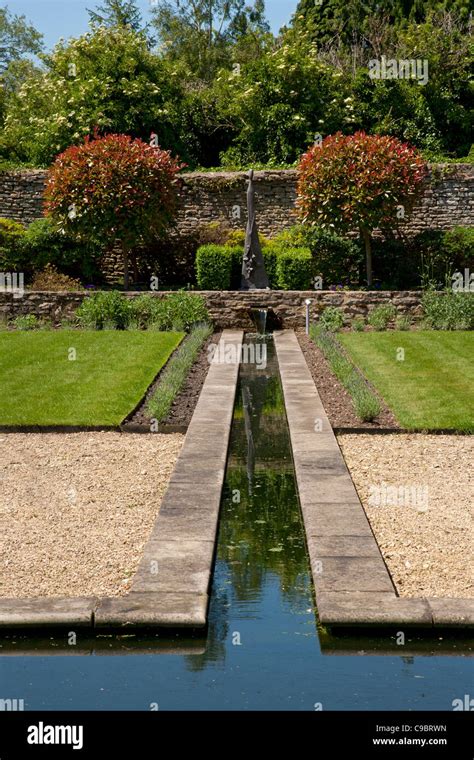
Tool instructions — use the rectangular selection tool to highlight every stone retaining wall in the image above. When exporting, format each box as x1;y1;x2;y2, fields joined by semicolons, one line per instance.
0;290;423;329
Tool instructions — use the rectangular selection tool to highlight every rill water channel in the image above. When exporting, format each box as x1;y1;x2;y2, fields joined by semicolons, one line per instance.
0;334;472;710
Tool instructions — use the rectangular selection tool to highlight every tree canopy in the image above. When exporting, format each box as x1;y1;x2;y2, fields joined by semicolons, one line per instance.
87;0;144;31
0;6;43;72
0;0;471;169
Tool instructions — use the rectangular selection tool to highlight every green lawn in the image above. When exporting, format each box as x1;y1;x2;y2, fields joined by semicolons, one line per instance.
0;331;184;426
339;331;474;431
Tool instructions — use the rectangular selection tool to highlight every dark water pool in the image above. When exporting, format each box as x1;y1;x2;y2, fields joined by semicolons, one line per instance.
0;336;472;710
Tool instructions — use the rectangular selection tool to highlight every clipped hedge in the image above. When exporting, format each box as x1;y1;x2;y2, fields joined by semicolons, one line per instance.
196;244;241;290
196;242;313;290
275;247;313;290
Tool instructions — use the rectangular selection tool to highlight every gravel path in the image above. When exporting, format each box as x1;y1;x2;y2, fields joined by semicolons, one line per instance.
0;432;183;598
338;434;473;598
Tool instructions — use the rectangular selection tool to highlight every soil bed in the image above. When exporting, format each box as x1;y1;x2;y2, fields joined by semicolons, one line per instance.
126;331;221;429
298;332;399;430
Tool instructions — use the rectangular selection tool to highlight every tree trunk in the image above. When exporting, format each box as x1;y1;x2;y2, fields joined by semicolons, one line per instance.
361;228;373;288
121;242;129;291
131;252;139;286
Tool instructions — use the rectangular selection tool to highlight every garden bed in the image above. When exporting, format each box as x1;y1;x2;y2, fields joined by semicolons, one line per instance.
0;432;183;599
125;330;221;429
338;433;474;599
298;332;399;430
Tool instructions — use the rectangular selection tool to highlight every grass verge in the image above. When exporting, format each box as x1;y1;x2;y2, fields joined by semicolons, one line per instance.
147;323;213;423
310;325;381;422
339;331;474;431
0;331;183;426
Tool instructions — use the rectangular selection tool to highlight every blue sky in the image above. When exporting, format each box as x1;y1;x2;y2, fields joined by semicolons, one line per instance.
6;1;299;50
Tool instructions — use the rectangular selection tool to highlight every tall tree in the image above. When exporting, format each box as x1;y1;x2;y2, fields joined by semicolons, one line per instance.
151;0;269;81
87;0;143;31
293;0;472;46
0;6;43;72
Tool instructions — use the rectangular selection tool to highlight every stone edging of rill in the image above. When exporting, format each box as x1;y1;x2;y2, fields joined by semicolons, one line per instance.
0;330;244;631
273;329;474;630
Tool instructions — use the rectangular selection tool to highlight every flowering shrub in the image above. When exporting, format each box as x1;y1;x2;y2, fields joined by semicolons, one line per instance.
45;133;183;288
297;132;427;286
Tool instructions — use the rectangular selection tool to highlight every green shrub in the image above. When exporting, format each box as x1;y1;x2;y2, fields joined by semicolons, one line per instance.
319;306;345;332
0;218;25;247
415;227;474;290
196;244;238;290
161;292;209;331
422;289;474;330
13;314;38;331
76;291;131;330
261;244;282;288
76;290;209;331
0;218;26;272
352;316;366;332
0;217;101;282
128;294;163;329
225;229;270;248
21;218;100;281
368;304;396;331
272;224;362;288
396;315;411;331
275;247;312;290
443;227;474;264
349;382;383;422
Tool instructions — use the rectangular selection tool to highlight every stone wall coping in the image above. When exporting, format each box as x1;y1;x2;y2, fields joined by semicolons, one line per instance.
1;163;473;179
5;289;423;296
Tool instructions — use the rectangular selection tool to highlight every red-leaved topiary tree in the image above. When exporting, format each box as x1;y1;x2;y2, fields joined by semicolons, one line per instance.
45;133;183;289
297;132;427;287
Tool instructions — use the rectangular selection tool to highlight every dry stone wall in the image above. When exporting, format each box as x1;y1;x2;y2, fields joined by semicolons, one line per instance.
0;290;423;329
0;165;472;236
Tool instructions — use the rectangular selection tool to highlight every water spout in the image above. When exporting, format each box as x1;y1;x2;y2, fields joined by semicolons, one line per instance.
250;308;268;336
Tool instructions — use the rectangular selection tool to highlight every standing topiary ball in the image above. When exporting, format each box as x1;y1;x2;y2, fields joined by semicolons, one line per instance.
297;132;427;288
45;133;183;289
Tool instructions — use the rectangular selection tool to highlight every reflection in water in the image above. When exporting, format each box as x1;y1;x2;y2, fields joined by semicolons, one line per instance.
183;336;312;672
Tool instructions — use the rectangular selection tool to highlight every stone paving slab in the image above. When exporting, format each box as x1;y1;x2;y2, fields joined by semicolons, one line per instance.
310;557;395;593
427;598;474;627
132;539;215;595
95;592;208;629
153;506;220;541
310;536;383;558
274;330;472;630
0;597;97;629
301;502;375;537
123;329;243;626
317;592;433;627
